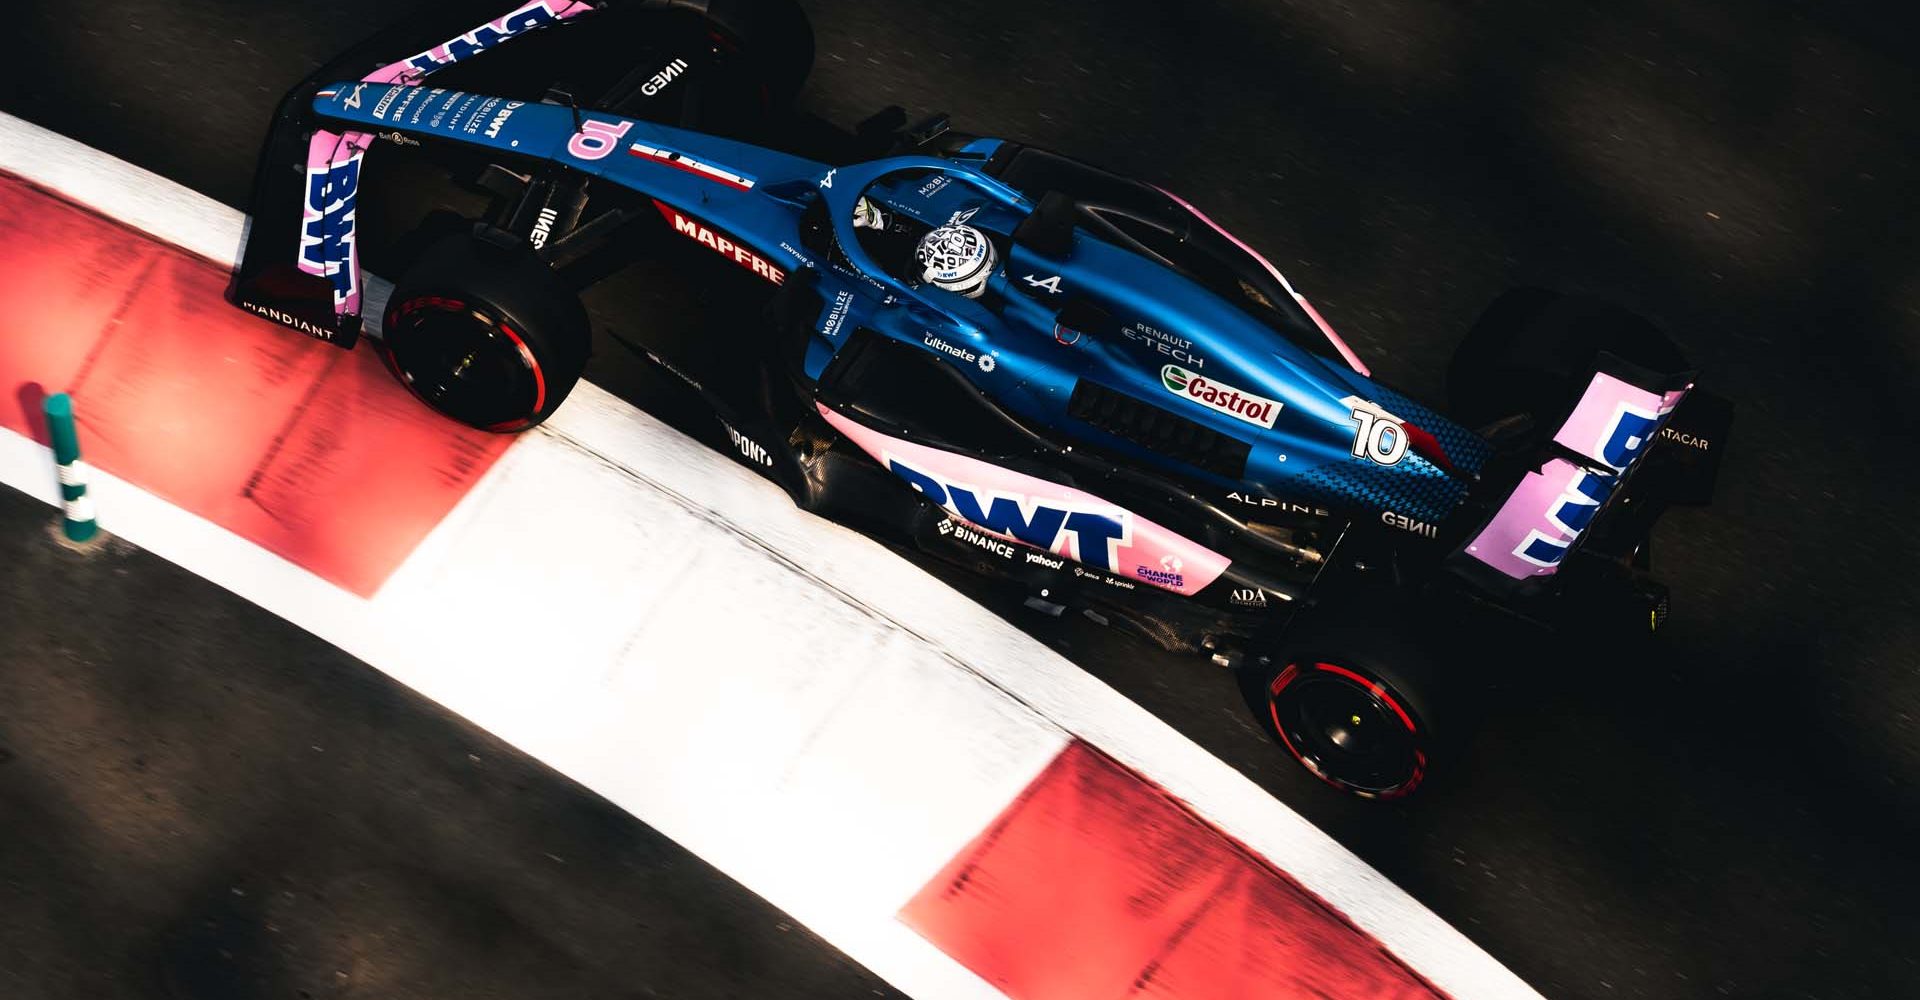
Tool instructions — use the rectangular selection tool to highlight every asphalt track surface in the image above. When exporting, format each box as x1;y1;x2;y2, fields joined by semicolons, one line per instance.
0;486;908;998
5;1;1920;998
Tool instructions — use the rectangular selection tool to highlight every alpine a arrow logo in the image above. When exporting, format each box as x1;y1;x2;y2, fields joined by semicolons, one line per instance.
1160;365;1282;428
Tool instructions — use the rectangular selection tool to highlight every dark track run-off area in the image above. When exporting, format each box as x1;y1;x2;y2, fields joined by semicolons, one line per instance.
5;1;1920;998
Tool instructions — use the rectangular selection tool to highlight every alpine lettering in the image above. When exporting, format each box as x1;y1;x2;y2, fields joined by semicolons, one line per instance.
1225;492;1328;517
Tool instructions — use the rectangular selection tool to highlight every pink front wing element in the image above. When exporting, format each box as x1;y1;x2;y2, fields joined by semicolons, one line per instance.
1154;185;1371;377
820;406;1231;595
1466;370;1690;579
299;129;371;316
364;0;598;85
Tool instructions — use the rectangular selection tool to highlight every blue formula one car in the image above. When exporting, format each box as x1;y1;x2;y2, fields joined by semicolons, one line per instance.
230;0;1730;798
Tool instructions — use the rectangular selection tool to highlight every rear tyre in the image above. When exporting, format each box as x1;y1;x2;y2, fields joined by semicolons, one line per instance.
1447;289;1688;430
381;232;589;432
1241;623;1449;800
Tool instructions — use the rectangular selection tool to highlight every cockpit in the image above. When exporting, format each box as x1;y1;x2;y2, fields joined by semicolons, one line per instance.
841;167;1023;305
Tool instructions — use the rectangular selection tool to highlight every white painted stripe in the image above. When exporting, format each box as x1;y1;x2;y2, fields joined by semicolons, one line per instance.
0;110;1541;1000
56;460;89;487
63;493;96;523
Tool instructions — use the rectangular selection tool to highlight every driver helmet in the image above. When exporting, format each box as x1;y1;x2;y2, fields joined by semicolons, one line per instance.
914;223;997;299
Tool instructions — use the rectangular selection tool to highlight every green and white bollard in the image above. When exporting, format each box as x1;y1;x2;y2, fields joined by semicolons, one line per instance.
43;393;99;545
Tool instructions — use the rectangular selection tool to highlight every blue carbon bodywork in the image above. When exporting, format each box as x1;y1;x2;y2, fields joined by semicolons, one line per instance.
311;83;1489;525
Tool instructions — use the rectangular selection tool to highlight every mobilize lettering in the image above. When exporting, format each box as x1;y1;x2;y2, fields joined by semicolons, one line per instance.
1160;365;1281;428
652;203;786;284
888;457;1133;571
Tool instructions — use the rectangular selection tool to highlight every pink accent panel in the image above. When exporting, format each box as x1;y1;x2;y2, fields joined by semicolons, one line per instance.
819;405;1231;595
1551;371;1684;469
299;129;371;316
1461;458;1588;579
1153;185;1370;377
1467;371;1690;580
364;0;597;84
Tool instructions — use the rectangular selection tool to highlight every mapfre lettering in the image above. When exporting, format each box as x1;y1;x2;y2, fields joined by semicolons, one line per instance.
654;202;785;285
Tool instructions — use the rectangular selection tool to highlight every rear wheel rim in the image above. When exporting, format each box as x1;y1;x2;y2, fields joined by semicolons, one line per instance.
386;297;545;430
1269;662;1425;797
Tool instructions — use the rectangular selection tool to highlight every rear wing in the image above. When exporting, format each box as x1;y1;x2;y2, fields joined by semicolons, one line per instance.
1453;353;1706;593
225;0;622;348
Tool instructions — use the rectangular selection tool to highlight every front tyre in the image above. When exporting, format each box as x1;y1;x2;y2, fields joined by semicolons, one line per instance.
1241;625;1447;799
381;232;589;432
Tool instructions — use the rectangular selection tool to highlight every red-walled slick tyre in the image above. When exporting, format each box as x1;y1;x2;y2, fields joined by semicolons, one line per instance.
381;232;590;432
1241;624;1448;799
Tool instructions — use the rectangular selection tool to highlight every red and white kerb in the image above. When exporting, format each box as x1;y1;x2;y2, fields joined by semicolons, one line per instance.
628;142;756;191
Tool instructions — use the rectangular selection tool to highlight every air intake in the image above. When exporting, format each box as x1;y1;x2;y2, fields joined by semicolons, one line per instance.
1068;380;1251;479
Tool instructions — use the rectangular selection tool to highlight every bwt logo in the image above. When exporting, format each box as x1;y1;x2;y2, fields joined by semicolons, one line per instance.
297;152;363;306
1513;468;1616;568
887;457;1132;570
1510;402;1663;568
1595;401;1664;470
399;2;561;76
